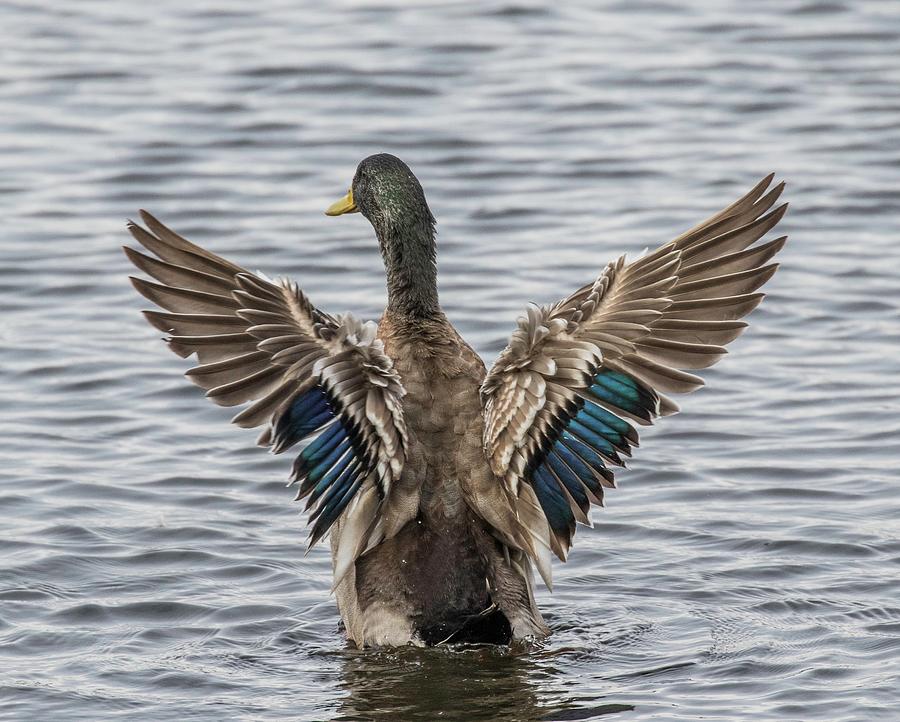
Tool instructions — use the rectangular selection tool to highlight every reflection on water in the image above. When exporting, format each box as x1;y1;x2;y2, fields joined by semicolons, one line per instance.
334;646;541;721
332;644;634;722
2;0;900;720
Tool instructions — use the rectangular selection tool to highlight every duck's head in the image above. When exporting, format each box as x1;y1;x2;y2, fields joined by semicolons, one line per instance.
326;154;440;317
325;153;435;240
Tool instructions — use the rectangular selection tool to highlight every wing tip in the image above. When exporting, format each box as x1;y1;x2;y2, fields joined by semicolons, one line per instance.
140;309;170;331
129;274;170;303
125;221;146;244
770;201;789;220
752;264;780;292
122;244;150;269
128;274;148;293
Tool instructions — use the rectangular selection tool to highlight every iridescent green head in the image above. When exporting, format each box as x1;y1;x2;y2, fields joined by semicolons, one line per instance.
326;154;440;317
326;153;435;232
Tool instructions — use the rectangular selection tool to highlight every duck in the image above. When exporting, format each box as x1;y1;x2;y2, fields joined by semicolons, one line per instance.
124;153;787;648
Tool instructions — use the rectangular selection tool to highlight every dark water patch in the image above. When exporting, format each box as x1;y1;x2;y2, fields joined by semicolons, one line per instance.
0;629;103;657
121;548;229;567
539;703;636;719
42;70;138;82
488;5;553;18
49;600;212;625
788;2;848;15
0;589;58;602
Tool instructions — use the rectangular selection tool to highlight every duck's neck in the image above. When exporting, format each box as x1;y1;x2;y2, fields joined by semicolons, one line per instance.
377;217;442;319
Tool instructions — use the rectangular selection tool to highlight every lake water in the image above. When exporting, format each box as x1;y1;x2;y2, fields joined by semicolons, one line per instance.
2;1;899;720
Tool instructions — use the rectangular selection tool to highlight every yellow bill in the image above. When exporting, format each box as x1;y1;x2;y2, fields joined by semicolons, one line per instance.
325;188;359;216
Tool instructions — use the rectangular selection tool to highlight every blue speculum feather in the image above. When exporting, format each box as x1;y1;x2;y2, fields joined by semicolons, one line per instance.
544;450;590;511
274;386;334;451
588;369;656;419
567;417;620;463
295;438;355;501
573;410;620;453
306;454;359;509
578;402;632;444
553;439;603;498
529;369;657;540
532;464;575;537
300;421;345;463
559;429;604;465
317;472;364;523
310;475;365;546
274;384;372;546
593;370;641;401
559;431;610;489
306;437;353;485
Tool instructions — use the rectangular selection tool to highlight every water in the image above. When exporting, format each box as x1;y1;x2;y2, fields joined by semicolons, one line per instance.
1;1;899;719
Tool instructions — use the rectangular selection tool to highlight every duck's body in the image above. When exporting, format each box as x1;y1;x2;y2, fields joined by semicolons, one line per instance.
125;154;786;647
333;310;548;646
334;315;488;645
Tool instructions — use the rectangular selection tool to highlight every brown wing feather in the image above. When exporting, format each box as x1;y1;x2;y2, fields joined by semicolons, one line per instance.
125;212;407;561
477;176;788;585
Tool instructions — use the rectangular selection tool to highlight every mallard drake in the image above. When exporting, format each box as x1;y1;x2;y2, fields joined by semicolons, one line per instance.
125;153;787;647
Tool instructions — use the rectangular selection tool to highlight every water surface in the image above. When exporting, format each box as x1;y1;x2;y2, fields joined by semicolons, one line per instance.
2;1;899;720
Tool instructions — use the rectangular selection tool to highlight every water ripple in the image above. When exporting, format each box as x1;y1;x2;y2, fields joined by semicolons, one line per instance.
1;0;899;720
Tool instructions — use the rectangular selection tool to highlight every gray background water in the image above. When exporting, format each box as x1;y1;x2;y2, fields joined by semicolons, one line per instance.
1;1;899;720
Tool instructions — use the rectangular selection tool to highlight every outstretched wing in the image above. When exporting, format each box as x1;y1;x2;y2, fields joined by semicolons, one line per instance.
480;175;787;581
124;211;407;557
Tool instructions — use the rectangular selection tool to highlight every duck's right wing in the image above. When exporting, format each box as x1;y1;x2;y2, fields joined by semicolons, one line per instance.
124;212;407;570
477;175;787;586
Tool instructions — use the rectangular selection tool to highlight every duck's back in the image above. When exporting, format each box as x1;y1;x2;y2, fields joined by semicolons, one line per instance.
330;313;506;646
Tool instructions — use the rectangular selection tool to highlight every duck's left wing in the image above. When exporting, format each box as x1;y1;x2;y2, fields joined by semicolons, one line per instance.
478;175;787;585
125;211;407;556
